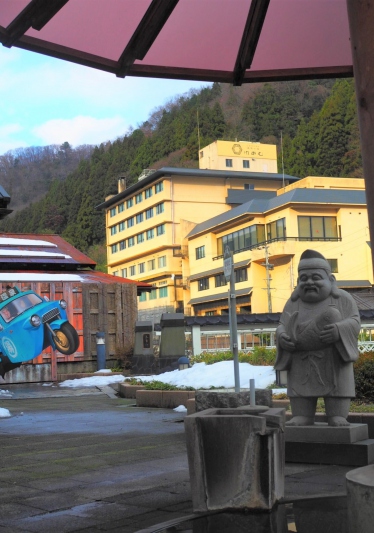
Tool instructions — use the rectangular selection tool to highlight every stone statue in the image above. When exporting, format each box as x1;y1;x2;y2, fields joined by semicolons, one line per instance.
275;249;360;426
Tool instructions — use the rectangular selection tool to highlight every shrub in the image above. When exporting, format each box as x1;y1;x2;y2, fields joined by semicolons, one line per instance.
354;352;374;402
189;347;276;366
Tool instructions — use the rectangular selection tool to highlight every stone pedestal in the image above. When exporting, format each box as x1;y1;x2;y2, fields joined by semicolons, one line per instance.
346;465;374;533
285;423;374;466
184;406;285;512
195;389;272;411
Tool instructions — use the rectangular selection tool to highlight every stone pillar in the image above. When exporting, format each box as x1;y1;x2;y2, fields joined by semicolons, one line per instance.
191;324;201;355
131;321;156;374
346;465;374;533
159;313;185;371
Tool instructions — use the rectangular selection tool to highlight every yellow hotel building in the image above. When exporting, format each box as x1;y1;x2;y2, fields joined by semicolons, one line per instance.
97;141;297;322
187;176;373;315
98;139;372;321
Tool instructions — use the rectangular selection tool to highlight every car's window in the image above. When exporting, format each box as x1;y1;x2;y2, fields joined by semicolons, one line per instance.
0;294;43;323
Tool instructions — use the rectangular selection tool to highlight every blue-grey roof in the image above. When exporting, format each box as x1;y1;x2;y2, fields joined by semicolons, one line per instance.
226;189;276;205
96;167;299;209
188;188;367;237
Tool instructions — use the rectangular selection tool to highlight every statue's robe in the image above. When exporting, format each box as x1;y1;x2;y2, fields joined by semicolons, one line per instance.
275;290;360;397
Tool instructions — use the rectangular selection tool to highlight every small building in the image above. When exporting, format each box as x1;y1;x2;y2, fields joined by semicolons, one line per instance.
0;233;150;383
199;140;278;173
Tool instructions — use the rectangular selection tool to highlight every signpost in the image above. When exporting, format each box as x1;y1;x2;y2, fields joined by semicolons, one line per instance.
224;246;240;393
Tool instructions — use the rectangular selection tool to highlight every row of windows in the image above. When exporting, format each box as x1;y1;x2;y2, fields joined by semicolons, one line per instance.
216;216;338;256
139;286;168;301
109;202;164;234
217;224;266;256
110;224;166;253
109;181;164;217
198;267;248;291
113;256;167;277
225;159;250;169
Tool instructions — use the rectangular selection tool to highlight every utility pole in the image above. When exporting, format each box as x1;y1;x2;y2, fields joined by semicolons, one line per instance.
261;244;274;313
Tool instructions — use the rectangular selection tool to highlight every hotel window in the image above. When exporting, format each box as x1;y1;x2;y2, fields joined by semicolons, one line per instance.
145;187;153;199
267;218;286;241
215;273;227;287
225;159;233;168
129;265;136;276
149;288;157;300
110;207;116;217
146;207;154;219
158;255;166;268
137;233;144;244
155;181;163;194
147;228;154;240
198;277;209;291
121;267;127;277
128;236;135;247
139;292;147;302
110;225;117;235
243;160;250;169
113;271;118;276
118;202;124;213
327;259;338;273
235;268;248;283
156;202;164;215
298;216;338;240
156;224;165;236
148;259;155;270
127;217;134;228
159;287;168;298
119;221;125;231
119;240;126;250
111;244;118;253
138;262;145;274
217;224;266;256
196;245;205;260
136;213;143;224
136;193;143;204
126;198;133;208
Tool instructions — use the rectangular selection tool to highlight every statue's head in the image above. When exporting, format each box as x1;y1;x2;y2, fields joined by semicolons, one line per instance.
292;250;338;303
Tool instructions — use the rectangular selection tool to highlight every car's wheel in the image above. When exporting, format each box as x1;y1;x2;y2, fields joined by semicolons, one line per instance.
53;322;79;355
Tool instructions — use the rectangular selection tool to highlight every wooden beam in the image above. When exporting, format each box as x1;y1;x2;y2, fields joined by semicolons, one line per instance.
347;0;374;274
116;0;179;78
233;0;270;86
2;0;69;47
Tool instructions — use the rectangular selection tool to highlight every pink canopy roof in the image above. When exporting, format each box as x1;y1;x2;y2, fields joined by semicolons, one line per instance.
0;0;352;85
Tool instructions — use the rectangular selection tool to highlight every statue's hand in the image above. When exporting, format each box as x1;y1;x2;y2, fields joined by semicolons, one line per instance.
279;333;296;351
320;323;340;344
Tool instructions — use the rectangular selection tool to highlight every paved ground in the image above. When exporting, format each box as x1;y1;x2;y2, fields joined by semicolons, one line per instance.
0;383;353;532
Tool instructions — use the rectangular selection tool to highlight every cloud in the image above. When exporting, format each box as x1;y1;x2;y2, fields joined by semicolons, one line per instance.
32;115;129;146
0;123;27;154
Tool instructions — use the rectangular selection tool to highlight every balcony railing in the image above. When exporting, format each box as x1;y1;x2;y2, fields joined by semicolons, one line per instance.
212;236;342;261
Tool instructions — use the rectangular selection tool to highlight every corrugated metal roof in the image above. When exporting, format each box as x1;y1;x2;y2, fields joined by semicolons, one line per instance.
188;188;367;238
0;233;96;269
96;167;299;210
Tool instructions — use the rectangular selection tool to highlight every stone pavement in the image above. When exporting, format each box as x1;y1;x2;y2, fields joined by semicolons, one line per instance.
0;383;353;532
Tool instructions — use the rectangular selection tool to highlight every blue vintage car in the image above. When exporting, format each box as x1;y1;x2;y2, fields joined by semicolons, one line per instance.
0;286;79;377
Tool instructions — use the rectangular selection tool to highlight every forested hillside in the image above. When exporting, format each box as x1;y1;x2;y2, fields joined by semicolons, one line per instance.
0;78;362;264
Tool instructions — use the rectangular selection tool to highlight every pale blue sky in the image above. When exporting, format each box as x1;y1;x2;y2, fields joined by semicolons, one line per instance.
0;46;210;155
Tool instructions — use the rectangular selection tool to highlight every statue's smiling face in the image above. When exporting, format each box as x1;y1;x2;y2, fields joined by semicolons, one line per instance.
298;268;332;303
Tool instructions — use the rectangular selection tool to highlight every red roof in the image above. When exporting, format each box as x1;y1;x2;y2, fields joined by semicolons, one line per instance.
0;233;151;292
0;0;352;85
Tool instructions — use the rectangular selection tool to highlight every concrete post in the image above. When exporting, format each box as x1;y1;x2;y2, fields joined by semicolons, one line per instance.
191;324;201;356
